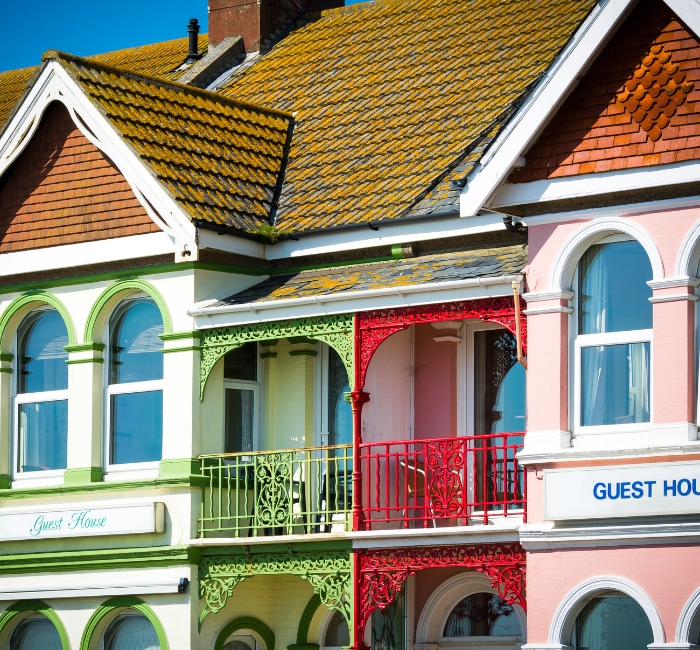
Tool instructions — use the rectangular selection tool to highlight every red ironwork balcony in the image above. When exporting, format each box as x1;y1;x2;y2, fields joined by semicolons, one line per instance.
358;433;525;529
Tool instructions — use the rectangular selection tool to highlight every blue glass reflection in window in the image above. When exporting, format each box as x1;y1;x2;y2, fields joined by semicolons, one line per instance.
110;299;163;384
110;391;163;465
328;347;352;447
578;240;653;335
573;596;652;650
18;400;67;471
100;612;161;650
581;342;650;426
18;310;68;394
10;616;63;650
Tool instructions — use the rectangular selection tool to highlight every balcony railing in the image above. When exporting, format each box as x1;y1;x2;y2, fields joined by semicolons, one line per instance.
358;433;525;529
197;444;352;538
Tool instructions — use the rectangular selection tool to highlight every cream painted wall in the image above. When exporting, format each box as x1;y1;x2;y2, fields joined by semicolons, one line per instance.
199;574;316;650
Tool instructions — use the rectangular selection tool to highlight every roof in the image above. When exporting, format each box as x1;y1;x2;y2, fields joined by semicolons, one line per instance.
0;35;208;130
219;0;598;232
45;50;292;230
213;244;527;305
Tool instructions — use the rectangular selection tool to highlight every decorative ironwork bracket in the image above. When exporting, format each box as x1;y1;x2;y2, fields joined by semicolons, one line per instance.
357;544;526;641
355;297;526;390
199;314;354;399
199;551;352;627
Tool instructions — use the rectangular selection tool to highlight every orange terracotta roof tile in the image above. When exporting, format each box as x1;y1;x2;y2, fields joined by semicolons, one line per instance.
45;50;292;230
219;0;597;231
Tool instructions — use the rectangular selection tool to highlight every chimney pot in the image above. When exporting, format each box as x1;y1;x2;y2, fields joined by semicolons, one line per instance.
186;18;201;63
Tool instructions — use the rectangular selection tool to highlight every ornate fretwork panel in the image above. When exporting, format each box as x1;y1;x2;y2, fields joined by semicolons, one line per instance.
199;551;352;625
199;314;354;399
358;544;526;635
356;297;526;390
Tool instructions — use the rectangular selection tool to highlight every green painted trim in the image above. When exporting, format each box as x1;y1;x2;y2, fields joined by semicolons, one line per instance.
0;367;11;374
289;350;317;357
287;336;314;344
260;339;278;346
391;243;403;259
288;645;319;650
65;357;104;365
161;345;203;354
159;330;202;341
214;617;275;650
84;278;172;344
80;596;169;650
158;457;202;480
0;352;13;362
260;352;277;359
0;545;199;576
63;467;103;485
0;600;69;650
64;343;105;353
0;291;77;347
0;475;10;489
0;474;207;501
296;594;322;645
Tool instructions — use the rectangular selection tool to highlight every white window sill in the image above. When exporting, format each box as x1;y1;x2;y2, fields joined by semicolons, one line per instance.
103;464;159;482
11;472;65;489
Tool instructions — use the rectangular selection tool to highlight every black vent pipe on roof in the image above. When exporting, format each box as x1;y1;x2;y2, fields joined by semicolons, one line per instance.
187;19;202;63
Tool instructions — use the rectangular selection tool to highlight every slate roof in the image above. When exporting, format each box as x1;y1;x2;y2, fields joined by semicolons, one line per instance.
45;50;292;230
220;0;598;232
0;35;208;130
214;244;527;305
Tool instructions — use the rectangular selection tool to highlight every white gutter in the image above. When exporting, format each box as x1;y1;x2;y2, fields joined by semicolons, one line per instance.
187;274;523;318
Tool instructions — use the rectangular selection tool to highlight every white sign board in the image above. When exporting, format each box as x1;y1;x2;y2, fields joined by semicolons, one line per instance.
0;502;165;541
544;461;700;520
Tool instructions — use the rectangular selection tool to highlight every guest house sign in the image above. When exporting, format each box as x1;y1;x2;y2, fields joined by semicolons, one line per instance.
544;461;700;520
0;502;165;541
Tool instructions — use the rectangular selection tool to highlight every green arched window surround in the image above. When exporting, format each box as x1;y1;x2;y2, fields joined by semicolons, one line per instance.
0;291;77;351
289;593;322;650
84;279;172;345
0;600;70;650
214;617;275;650
79;595;168;650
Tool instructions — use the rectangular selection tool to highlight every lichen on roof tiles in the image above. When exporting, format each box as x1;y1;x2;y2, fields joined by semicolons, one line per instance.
215;244;528;305
44;50;292;230
219;0;596;232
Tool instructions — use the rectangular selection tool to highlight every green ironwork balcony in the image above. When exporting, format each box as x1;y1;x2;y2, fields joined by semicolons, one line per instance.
197;444;352;537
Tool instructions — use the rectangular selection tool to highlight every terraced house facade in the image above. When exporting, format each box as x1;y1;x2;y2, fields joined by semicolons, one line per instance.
3;0;700;648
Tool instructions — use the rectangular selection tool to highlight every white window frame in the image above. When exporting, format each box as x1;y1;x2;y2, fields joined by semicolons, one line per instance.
570;234;654;438
103;294;164;478
11;306;68;485
222;342;262;453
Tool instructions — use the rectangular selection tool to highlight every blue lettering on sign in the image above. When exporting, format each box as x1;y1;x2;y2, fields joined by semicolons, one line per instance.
592;477;700;500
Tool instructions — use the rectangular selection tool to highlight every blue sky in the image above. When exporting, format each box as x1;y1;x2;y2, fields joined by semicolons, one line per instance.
4;0;367;72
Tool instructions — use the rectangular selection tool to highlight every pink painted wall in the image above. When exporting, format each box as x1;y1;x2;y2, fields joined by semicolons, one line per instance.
413;323;457;440
527;544;700;644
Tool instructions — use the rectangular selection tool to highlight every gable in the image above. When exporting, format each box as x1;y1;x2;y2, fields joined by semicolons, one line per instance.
0;102;159;253
510;0;700;184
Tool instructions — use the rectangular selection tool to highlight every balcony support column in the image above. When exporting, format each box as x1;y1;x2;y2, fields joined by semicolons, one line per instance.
350;390;370;532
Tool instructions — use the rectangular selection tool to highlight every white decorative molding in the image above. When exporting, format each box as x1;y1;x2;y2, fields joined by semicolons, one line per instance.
548;217;664;292
676;219;700;277
520;521;700;550
548;576;664;646
522;290;575;302
648;277;700;289
415;573;526;645
523;306;574;316
518;431;572;461
649;422;698;445
433;335;462;343
492;159;700;208
649;294;699;303
676;584;700;646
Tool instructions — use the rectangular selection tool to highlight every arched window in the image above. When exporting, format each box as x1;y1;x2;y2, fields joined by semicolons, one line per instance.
15;309;68;475
574;238;653;432
224;343;260;453
98;611;160;650
9;614;62;649
571;593;653;649
323;611;349;650
107;297;163;467
443;592;522;640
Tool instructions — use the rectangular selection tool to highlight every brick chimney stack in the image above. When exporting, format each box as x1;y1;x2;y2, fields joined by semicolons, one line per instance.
208;0;344;52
